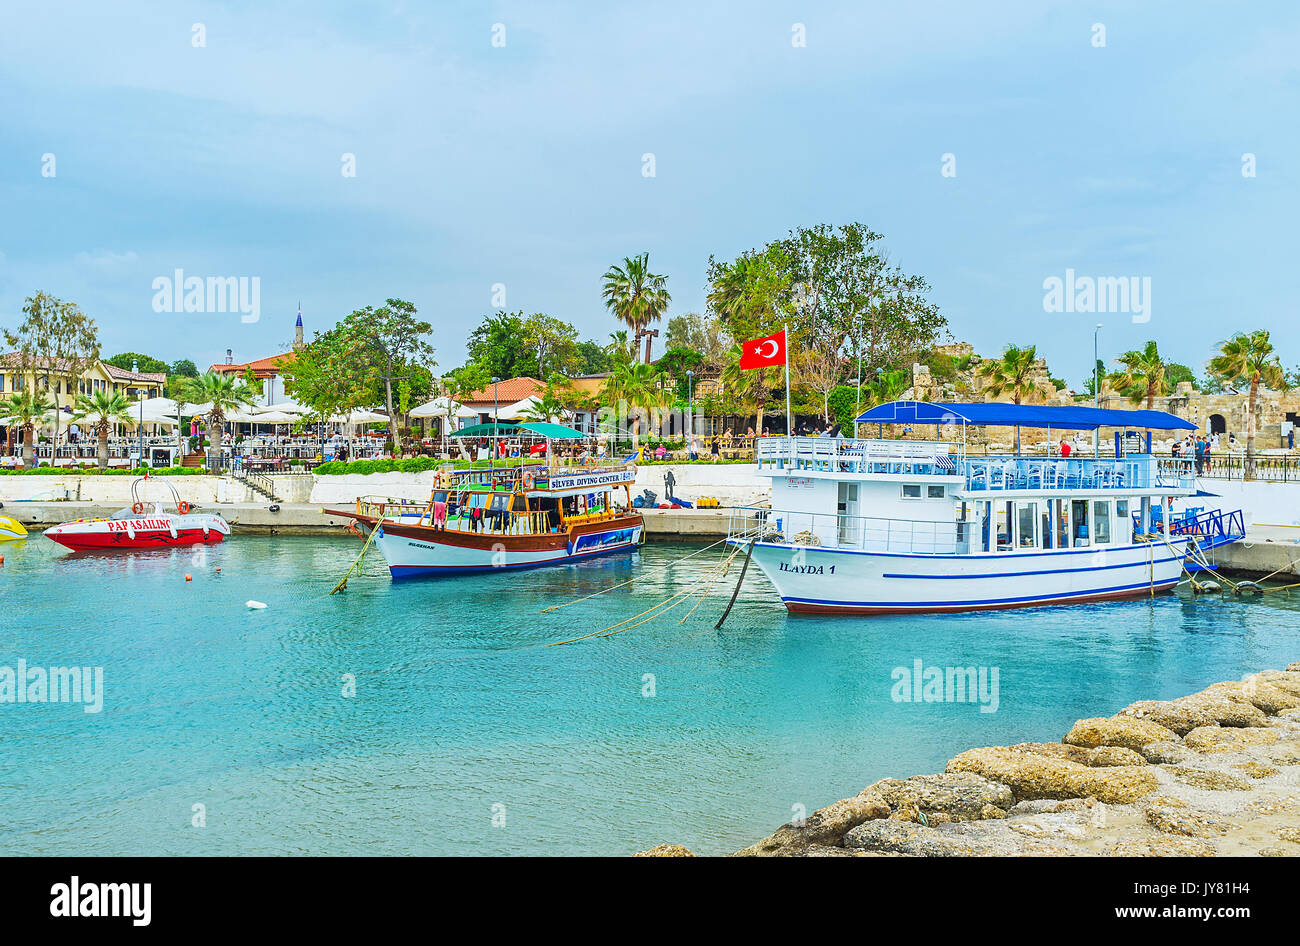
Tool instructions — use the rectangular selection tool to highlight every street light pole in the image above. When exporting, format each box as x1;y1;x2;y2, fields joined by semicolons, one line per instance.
132;358;144;469
685;369;694;455
1094;323;1103;456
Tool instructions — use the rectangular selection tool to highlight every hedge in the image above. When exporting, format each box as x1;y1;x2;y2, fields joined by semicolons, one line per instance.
0;465;208;476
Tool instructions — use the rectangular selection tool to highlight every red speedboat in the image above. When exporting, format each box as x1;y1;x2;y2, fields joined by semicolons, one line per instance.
44;477;231;551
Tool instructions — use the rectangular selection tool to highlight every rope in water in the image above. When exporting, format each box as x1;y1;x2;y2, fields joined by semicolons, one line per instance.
329;521;380;595
538;536;732;613
545;544;741;646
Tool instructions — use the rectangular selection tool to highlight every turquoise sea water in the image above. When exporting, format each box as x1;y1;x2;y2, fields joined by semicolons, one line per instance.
1;533;1297;856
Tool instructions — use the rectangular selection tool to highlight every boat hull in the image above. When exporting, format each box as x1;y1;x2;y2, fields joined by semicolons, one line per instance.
342;513;644;579
44;515;231;551
0;515;28;541
729;538;1190;615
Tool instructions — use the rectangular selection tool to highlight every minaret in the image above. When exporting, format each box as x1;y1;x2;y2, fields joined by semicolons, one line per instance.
294;303;304;350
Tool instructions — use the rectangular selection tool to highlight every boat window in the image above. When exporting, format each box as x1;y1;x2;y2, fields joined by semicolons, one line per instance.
1093;501;1111;544
1071;499;1090;546
1055;500;1069;549
1115;500;1129;517
1017;503;1037;548
901;484;922;499
927;485;945;499
996;502;1012;551
1040;506;1053;549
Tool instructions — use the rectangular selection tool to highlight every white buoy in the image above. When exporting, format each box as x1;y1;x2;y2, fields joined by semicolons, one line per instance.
245;600;268;610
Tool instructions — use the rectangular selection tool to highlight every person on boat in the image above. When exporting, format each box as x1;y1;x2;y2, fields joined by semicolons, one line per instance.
1059;439;1071;458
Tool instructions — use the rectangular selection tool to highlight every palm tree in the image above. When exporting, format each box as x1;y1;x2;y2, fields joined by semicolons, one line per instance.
976;344;1048;454
1208;330;1289;479
177;371;256;470
518;380;574;425
71;390;136;471
601;360;664;449
602;253;671;363
0;389;54;468
1109;340;1168;408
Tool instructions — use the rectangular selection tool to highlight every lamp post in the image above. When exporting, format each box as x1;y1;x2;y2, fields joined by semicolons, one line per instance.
1093;323;1103;456
132;359;144;469
491;377;500;477
685;369;694;455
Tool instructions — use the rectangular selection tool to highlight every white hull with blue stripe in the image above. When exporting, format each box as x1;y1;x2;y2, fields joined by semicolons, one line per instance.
731;403;1200;617
735;536;1189;614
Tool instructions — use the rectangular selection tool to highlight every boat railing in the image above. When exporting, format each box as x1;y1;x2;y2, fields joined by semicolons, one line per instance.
756;436;961;476
728;505;973;555
960;455;1194;493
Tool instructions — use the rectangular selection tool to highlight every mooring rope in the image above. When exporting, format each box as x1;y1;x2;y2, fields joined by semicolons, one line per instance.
329;521;381;595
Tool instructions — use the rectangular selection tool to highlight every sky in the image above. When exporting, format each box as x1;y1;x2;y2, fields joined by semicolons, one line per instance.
1;0;1297;385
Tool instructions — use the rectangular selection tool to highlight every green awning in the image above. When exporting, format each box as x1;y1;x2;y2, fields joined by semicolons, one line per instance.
518;422;587;439
447;422;523;438
447;421;590;439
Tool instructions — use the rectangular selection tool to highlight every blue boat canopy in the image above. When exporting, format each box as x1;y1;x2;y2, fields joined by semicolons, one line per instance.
855;400;1197;431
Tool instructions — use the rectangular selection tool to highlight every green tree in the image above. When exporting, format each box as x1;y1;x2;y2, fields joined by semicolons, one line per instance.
3;292;100;460
602;252;671;363
0;389;54;468
105;352;169;375
601;360;666;449
170;359;200;378
339;299;436;425
1165;363;1196;390
1108;340;1169;408
466;311;533;378
71;390;136;471
176;372;256;470
1208;330;1289;478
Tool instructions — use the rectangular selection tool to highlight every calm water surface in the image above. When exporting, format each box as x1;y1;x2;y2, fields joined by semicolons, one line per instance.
1;534;1297;855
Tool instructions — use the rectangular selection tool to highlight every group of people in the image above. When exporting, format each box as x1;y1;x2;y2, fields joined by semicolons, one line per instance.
1172;433;1228;474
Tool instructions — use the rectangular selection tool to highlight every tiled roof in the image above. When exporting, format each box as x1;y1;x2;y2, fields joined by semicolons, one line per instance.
210;352;296;376
460;377;545;405
103;363;166;384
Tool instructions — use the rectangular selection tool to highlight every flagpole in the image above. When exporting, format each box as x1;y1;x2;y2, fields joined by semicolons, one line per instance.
784;324;792;436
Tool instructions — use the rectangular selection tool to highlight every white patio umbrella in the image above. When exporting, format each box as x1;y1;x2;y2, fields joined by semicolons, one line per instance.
251;410;297;425
328;409;389;424
410;397;475;420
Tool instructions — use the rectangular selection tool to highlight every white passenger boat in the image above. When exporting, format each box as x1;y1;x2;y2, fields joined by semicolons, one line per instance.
727;401;1198;615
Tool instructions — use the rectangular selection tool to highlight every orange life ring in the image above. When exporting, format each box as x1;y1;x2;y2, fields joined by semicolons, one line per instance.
521;471;535;490
177;501;192;515
131;502;144;515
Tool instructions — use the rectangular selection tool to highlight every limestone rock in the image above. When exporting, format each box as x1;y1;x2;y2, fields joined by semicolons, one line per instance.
1231;762;1279;779
947;745;1159;804
1089;746;1148;767
842;818;1071;856
1144;798;1236;838
866;772;1015;822
1163;766;1254;791
1106;836;1216;857
1183;726;1279;754
1121;693;1268;733
634;844;695;857
1138;741;1192;765
1064;716;1178;749
1273;826;1300;844
734;790;890;856
1205;679;1300;715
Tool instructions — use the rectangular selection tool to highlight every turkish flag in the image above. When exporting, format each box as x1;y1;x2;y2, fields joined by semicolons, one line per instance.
738;329;787;369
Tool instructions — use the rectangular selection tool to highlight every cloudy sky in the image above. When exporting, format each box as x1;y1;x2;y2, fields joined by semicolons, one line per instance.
1;1;1296;384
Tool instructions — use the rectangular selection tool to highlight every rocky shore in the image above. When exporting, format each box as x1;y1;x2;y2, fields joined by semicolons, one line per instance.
636;662;1300;857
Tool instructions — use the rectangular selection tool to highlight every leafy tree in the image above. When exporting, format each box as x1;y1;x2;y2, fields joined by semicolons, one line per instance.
105;352;169;375
176;372;257;470
665;312;730;367
286;324;376;423
72;390;135;470
0;389;54;467
572;339;612;375
170;359;199;378
1108;340;1169;408
1208;330;1289;478
338;299;436;425
3;292;100;458
466;311;533;378
602;252;671;363
1165;363;1196;389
